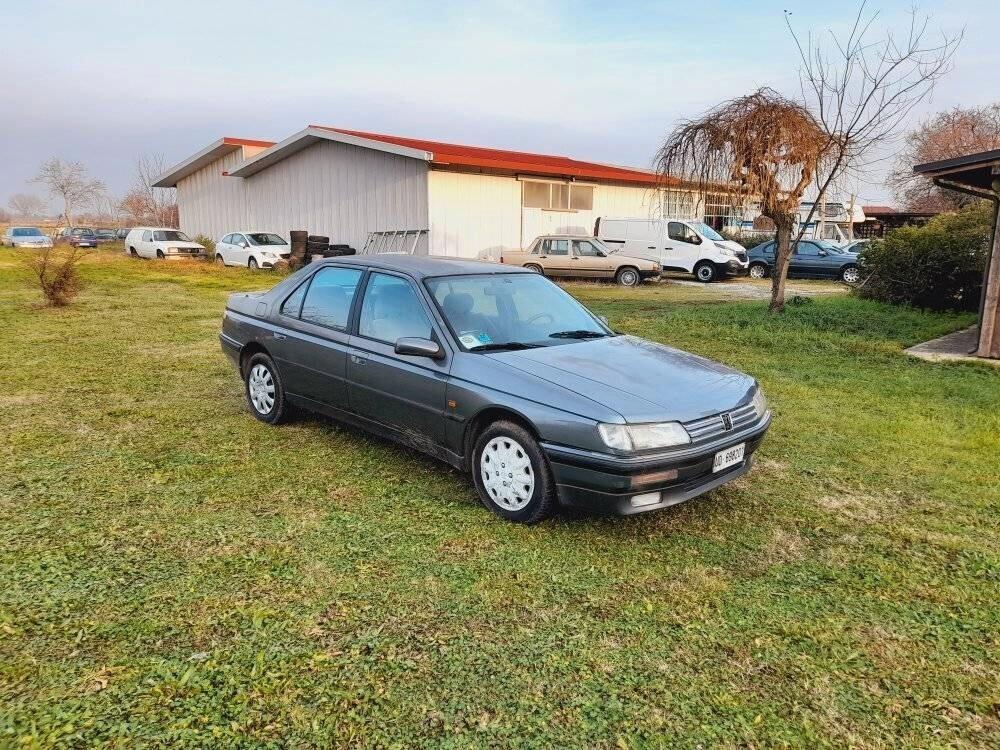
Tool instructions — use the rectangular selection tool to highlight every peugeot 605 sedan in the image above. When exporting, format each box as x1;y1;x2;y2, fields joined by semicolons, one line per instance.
220;256;771;523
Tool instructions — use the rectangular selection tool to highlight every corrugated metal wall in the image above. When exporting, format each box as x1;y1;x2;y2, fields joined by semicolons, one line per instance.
244;140;429;252
175;149;250;241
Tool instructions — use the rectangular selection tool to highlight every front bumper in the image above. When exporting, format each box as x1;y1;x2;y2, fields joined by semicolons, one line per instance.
542;414;770;515
716;259;749;277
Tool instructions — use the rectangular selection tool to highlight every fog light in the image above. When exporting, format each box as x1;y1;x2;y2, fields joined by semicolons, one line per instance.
630;492;661;508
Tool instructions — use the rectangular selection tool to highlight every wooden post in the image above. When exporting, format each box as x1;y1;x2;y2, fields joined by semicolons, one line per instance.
978;192;1000;358
847;193;856;242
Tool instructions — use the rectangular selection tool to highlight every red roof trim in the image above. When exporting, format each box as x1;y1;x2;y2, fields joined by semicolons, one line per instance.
311;126;674;186
222;137;275;148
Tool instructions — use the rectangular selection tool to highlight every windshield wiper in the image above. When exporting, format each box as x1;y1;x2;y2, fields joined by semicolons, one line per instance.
470;341;542;352
548;330;612;339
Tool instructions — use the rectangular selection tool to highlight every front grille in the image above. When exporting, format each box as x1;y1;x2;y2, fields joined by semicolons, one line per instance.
735;251;748;262
684;402;759;444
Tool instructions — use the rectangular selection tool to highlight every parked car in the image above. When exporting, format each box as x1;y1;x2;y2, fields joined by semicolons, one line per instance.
747;239;860;283
115;228;130;240
221;256;771;523
3;226;53;248
501;235;660;287
95;228;117;244
124;227;205;259
216;232;291;269
844;239;870;255
60;227;99;248
595;217;749;282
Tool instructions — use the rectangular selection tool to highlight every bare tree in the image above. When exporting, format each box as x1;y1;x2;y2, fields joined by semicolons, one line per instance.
31;158;105;228
789;4;962;239
887;103;1000;210
655;88;829;311
132;155;178;227
8;193;49;219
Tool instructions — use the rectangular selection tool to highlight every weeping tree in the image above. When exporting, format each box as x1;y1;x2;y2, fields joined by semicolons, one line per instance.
655;88;829;311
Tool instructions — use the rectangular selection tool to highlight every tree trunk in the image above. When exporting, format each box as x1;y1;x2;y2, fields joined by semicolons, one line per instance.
769;215;794;312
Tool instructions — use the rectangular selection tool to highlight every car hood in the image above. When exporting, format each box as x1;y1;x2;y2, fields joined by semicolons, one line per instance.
14;236;49;243
486;335;756;423
719;239;747;254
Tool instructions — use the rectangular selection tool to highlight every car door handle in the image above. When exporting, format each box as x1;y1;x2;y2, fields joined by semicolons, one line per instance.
350;354;367;365
273;333;286;340
647;245;656;249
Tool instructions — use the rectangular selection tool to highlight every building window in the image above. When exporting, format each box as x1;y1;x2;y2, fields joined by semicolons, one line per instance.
702;195;736;231
664;191;695;219
522;181;593;211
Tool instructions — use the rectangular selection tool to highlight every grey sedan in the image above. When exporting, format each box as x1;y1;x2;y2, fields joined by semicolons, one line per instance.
220;256;771;523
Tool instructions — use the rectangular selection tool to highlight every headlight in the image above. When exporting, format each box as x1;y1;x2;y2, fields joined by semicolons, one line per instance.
261;251;276;258
598;422;690;451
751;387;769;419
715;242;738;257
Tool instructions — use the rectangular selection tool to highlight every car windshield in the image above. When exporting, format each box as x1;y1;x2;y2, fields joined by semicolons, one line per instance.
74;228;95;235
247;233;286;246
426;273;612;350
688;222;725;242
153;230;191;242
815;240;844;253
12;228;43;237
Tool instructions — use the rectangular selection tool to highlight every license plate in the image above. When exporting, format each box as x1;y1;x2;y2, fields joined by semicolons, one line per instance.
713;442;745;473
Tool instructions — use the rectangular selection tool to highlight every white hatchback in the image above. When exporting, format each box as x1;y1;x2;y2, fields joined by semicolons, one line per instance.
215;232;291;269
124;227;205;259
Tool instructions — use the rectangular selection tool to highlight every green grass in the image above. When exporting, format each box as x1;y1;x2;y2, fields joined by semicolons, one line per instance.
1;248;998;748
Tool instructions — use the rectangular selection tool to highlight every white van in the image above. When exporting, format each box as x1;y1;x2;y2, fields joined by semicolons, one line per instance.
124;227;205;259
595;217;749;282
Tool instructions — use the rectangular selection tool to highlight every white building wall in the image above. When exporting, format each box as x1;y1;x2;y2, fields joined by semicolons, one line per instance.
428;170;699;259
427;170;522;259
244;140;429;252
175;148;252;241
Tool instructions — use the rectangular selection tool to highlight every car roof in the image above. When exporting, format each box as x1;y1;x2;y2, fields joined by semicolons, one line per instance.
533;234;595;240
318;254;530;279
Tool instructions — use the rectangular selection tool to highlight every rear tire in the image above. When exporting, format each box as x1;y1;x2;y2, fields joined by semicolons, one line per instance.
215;254;226;266
615;266;640;287
243;353;291;424
694;261;716;283
524;263;544;275
748;262;769;279
472;421;556;524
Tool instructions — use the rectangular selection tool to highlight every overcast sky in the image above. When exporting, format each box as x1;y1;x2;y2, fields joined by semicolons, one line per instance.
4;0;995;213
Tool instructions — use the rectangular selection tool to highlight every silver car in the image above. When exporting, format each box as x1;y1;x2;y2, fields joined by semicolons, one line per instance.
3;227;53;248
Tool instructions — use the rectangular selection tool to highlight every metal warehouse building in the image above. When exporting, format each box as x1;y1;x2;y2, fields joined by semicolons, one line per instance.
154;126;703;259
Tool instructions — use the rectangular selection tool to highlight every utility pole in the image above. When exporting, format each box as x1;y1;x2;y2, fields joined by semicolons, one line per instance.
847;193;856;242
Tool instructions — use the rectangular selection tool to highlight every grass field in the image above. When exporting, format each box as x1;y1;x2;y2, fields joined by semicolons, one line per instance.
1;248;998;748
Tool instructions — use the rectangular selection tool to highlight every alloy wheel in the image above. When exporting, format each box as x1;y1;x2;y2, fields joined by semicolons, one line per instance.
248;363;275;415
618;269;638;286
842;266;860;284
479;436;535;511
248;257;259;270
749;264;767;279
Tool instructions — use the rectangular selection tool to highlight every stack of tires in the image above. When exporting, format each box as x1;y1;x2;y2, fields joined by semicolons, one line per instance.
323;244;357;257
289;230;308;269
306;235;329;264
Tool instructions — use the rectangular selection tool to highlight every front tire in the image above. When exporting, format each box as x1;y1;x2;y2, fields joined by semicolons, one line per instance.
615;266;640;287
472;421;556;524
524;263;544;275
694;261;716;283
840;265;860;284
248;257;259;270
243;353;291;424
748;262;769;279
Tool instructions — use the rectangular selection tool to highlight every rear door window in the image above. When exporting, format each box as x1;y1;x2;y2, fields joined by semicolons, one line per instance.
300;267;364;330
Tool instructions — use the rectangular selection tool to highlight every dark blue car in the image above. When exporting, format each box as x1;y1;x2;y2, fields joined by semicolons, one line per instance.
747;239;861;283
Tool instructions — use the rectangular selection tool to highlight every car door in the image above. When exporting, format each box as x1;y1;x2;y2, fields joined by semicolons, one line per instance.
218;234;234;264
571;239;613;279
792;241;825;278
538;238;572;276
347;271;450;447
228;233;249;265
140;229;154;257
269;265;365;411
664;222;703;272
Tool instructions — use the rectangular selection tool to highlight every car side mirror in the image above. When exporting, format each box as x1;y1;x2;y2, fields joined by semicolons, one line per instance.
395;337;444;359
818;250;828;256
240;242;249;248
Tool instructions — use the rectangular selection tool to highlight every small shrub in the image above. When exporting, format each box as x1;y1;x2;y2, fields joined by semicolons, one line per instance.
720;230;774;250
194;235;216;257
29;246;84;306
855;202;993;311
